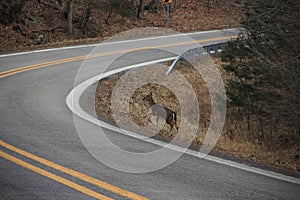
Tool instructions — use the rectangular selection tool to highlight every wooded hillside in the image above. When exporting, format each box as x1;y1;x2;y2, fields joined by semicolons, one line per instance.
0;0;241;53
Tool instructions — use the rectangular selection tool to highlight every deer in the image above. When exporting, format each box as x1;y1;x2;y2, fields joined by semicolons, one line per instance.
143;92;179;132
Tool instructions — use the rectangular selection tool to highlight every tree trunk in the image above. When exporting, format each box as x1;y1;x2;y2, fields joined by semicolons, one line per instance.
146;0;160;13
67;0;74;34
137;0;144;19
81;0;92;35
172;0;179;10
131;0;137;18
207;0;214;11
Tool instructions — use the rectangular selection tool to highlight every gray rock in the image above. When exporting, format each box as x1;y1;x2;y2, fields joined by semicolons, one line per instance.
34;34;45;45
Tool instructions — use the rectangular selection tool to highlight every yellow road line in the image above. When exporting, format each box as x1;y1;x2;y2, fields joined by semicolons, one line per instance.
0;36;238;79
0;140;149;200
0;35;238;198
0;150;113;200
0;56;88;79
0;65;33;75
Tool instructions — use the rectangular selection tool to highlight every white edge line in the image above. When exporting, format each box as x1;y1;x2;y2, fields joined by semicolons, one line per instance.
0;28;240;58
66;58;300;185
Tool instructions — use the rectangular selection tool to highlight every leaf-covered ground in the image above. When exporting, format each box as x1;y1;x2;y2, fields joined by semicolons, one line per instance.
95;59;300;173
0;0;241;53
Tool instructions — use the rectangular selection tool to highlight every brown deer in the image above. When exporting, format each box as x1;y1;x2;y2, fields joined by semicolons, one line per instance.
143;92;179;131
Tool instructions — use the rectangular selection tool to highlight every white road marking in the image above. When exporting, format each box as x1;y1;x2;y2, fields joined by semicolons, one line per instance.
66;58;300;185
0;29;239;58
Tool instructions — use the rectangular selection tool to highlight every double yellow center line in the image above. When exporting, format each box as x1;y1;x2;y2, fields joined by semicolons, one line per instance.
0;140;148;200
0;35;238;199
0;36;237;79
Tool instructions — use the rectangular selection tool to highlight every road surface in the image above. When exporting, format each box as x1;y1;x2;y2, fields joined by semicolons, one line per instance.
1;29;299;199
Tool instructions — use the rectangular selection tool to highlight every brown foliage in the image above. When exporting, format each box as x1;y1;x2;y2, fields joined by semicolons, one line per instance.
0;0;241;53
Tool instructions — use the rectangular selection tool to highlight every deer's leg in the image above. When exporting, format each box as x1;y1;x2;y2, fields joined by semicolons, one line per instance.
157;122;166;134
172;112;178;131
168;120;178;132
172;120;178;131
170;123;174;131
147;110;152;123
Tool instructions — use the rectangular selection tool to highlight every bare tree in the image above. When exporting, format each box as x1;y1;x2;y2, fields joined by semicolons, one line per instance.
145;0;160;13
222;0;300;137
102;0;136;23
0;0;28;25
131;0;137;18
81;0;92;35
66;0;74;34
137;0;144;19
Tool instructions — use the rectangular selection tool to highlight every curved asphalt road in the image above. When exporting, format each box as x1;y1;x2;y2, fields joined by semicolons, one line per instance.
1;29;300;199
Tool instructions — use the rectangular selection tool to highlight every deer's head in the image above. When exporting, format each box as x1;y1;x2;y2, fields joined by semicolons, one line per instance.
143;92;155;106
